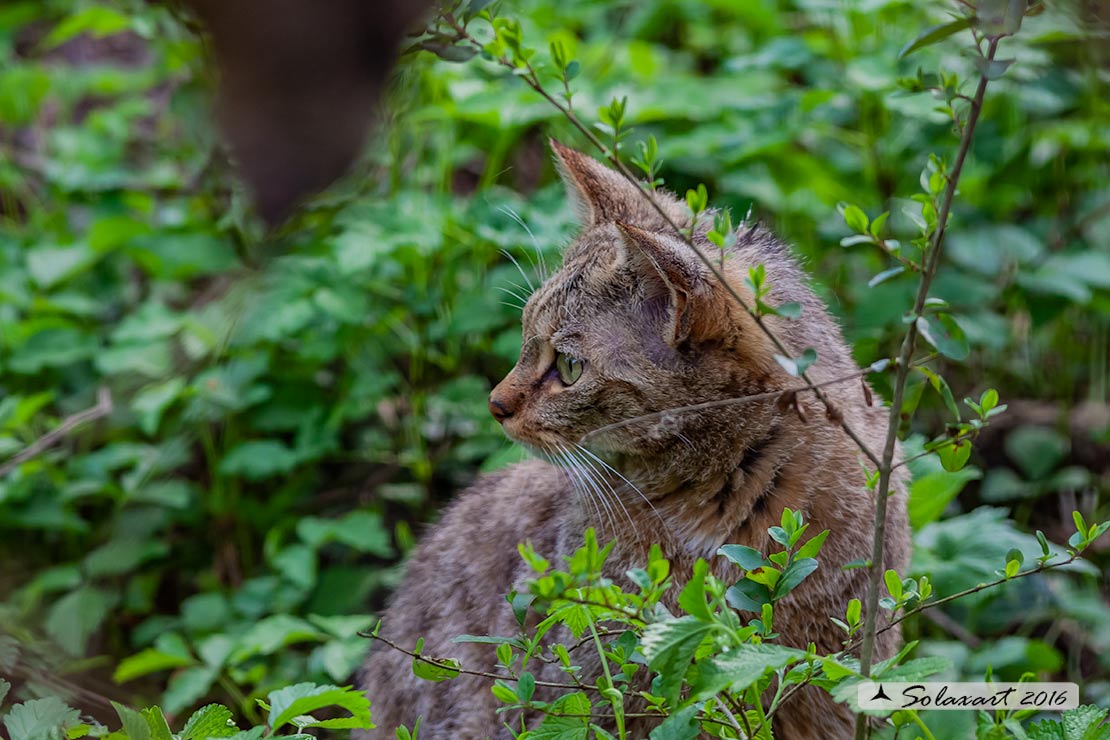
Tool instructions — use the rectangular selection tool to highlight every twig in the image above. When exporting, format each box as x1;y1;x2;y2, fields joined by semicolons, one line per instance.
579;365;883;444
362;631;589;692
0;388;113;478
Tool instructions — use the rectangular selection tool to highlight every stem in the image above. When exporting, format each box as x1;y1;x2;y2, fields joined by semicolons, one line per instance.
910;709;937;740
589;617;625;739
854;38;1002;740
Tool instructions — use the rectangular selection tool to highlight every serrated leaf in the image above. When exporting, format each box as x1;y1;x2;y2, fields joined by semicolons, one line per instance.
529;692;590;739
689;643;806;701
181;705;236;740
640;616;713;705
266;683;373;732
5;698;81;740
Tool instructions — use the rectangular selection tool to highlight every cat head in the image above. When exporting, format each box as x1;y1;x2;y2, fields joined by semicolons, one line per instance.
488;141;783;476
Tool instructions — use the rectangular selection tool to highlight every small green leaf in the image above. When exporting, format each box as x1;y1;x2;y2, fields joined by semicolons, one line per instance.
916;314;970;361
900;17;974;59
717;545;765;571
412;656;461;683
884;569;903;600
937;440;972;472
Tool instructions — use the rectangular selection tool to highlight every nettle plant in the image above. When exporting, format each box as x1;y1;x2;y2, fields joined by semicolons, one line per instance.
383;1;1110;739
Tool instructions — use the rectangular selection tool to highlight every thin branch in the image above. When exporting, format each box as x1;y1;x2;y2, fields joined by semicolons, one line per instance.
0;388;113;478
855;37;1002;740
363;631;590;691
579;365;883;444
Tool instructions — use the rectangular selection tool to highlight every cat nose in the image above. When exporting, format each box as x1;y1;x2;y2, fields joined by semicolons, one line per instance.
488;395;513;422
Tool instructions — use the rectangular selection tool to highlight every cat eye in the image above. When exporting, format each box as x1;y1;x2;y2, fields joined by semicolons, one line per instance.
555;352;585;385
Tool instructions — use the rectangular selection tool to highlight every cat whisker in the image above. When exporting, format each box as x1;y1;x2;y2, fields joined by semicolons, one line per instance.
568;444;635;531
498;247;536;294
546;446;599;529
557;442;616;536
498;205;549;283
494;285;530;306
574;443;665;527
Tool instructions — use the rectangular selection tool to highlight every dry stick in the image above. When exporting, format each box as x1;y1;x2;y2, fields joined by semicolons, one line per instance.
441;13;882;468
852;35;1003;740
0;388;113;478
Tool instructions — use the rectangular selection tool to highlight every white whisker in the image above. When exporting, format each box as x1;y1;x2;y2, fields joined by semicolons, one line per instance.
570;445;634;530
499;247;536;293
553;447;604;531
558;443;615;535
499;206;548;282
575;444;665;527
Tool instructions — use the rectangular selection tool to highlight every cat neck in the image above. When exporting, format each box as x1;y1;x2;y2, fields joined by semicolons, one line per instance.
581;414;816;557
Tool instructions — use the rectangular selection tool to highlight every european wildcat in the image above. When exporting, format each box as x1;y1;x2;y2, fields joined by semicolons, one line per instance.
359;141;910;739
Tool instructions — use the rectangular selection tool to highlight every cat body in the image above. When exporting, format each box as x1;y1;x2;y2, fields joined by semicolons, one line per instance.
359;142;910;739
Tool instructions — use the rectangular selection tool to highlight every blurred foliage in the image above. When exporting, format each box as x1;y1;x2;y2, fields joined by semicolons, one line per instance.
0;0;1107;736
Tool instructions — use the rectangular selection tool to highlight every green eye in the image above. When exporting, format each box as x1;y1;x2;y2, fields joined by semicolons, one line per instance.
555;353;584;385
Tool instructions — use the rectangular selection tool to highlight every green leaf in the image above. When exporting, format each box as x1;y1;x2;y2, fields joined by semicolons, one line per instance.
162;667;218;716
112;702;151;740
266;683;373;732
528;692;590;739
689;643;806;701
43;6;132;48
648;704;700;740
916;314;969;361
937;440;972;472
4;698;81;740
113;648;197;683
45;586;115;656
412;655;461;682
1005;426;1068;480
908;467;981;528
884;569;903;600
218;440;298;480
640;616;714;705
840;203;870;233
181;705;236;740
899;17;974;59
717;544;765;571
774;348;817;377
775;557;818;598
140;708;172;740
677;560;713;621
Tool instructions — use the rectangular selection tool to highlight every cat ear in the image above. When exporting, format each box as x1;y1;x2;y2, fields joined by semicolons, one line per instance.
615;222;707;346
550;139;639;225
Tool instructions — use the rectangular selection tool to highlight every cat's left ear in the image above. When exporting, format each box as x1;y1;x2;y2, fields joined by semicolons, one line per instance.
615;222;709;346
551;139;641;225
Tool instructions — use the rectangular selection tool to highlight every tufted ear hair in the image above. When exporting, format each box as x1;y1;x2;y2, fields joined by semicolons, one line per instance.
550;139;688;228
615;222;710;346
